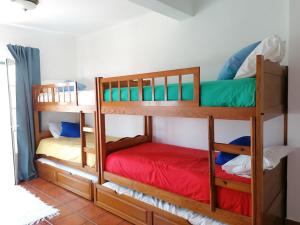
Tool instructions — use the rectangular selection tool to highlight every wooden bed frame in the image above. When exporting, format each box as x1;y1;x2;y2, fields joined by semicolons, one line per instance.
32;81;101;199
94;55;288;225
32;81;99;174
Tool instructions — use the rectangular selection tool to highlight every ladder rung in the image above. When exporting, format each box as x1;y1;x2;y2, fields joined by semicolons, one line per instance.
83;147;96;154
215;178;251;193
83;127;94;133
214;143;251;156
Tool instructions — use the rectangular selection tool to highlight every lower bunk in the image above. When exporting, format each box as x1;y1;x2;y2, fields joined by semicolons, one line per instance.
95;142;287;225
36;158;98;200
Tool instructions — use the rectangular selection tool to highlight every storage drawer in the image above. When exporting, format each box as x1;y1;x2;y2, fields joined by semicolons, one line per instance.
36;161;56;183
153;213;182;225
57;172;93;200
95;185;152;225
153;212;190;225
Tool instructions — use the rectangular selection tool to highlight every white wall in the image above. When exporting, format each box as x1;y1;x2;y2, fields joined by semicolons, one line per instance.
0;24;79;130
287;0;300;222
76;0;288;149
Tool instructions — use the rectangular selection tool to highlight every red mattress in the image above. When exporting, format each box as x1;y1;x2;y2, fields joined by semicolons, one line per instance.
106;142;251;216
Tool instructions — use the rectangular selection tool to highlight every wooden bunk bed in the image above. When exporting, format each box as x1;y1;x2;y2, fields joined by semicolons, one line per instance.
94;55;288;225
32;81;99;200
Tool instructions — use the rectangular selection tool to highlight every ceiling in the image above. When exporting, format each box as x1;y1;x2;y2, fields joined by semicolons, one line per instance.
0;0;150;36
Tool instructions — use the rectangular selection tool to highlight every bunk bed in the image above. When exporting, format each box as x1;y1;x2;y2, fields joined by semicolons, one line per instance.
94;55;288;225
32;81;106;200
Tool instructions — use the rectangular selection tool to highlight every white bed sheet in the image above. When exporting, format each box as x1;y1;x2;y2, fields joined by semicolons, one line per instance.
37;157;98;183
38;90;95;105
103;182;225;225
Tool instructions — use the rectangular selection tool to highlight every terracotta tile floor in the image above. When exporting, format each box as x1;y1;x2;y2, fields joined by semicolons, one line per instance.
20;178;133;225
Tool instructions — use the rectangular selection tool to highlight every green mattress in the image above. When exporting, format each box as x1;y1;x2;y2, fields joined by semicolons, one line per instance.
104;78;256;107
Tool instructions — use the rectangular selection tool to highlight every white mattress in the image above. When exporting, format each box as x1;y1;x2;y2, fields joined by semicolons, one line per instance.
38;90;95;105
103;182;225;225
37;157;98;183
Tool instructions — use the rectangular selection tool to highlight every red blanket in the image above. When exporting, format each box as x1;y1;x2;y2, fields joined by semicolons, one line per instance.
106;142;251;216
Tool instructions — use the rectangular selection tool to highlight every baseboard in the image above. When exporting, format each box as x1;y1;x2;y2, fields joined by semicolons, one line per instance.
286;219;300;225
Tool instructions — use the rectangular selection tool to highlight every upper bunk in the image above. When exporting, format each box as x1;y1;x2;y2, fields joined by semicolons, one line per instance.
32;81;96;113
95;55;288;121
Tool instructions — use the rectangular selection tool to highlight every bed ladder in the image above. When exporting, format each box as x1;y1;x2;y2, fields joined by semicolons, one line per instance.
80;111;98;171
207;116;257;219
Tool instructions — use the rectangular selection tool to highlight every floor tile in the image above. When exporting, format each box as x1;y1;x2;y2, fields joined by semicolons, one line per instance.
92;212;124;225
65;197;91;212
52;213;87;225
119;221;133;225
36;191;61;207
52;191;78;204
82;222;96;225
50;205;73;222
78;204;106;220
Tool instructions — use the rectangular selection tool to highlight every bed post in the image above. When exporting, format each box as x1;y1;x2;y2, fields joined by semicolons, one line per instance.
144;116;153;142
208;115;216;211
33;110;41;148
251;55;264;225
96;77;107;184
282;66;288;223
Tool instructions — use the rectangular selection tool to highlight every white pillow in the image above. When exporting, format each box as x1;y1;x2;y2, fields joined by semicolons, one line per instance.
234;35;286;79
48;122;61;138
221;145;296;176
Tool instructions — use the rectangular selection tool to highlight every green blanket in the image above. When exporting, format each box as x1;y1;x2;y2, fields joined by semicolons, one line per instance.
104;78;256;107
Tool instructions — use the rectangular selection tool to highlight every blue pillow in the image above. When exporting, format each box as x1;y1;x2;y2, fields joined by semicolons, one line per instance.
58;81;86;92
60;122;80;138
65;80;86;91
217;41;261;80
215;136;251;165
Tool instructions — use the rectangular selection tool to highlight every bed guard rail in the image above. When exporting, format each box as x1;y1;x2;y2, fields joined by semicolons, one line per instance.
32;81;78;106
97;67;200;106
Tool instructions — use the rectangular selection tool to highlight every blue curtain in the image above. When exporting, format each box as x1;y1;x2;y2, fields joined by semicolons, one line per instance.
7;44;41;181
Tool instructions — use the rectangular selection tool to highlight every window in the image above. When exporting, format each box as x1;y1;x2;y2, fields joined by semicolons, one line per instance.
6;59;17;156
0;59;16;185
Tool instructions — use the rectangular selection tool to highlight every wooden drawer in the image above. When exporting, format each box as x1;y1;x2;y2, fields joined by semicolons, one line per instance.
36;161;94;200
36;161;56;183
95;185;152;225
153;213;190;225
57;172;93;200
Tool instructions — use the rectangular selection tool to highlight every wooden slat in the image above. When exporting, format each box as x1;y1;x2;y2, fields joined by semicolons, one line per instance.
208;115;216;211
51;87;55;102
164;76;168;101
34;104;96;113
152;77;155;101
40;155;97;175
101;105;256;120
80;112;87;167
214;143;251;155
215;178;251;193
83;127;94;133
128;80;131;101
138;79;143;101
193;68;200;105
178;75;182;100
83;147;96;154
109;82;112;101
118;81;121;101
